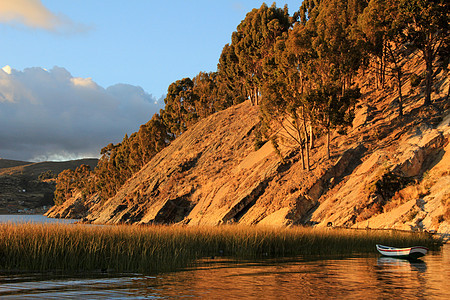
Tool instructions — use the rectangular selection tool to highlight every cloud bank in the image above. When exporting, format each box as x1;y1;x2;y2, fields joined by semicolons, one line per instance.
0;0;89;33
0;65;164;162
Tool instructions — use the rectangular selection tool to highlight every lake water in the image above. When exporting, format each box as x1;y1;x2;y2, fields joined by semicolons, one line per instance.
0;214;79;224
0;215;449;299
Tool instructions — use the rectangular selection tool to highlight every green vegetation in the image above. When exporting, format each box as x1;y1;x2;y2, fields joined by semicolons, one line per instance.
54;0;448;210
38;170;56;181
0;223;441;273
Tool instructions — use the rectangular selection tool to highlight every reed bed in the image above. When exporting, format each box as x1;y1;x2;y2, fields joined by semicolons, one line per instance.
0;223;442;273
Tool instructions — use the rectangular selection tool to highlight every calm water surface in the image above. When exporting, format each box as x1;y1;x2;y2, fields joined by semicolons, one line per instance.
0;215;448;299
0;214;78;224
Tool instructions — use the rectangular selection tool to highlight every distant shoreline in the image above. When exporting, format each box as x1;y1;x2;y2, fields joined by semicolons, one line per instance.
0;206;50;215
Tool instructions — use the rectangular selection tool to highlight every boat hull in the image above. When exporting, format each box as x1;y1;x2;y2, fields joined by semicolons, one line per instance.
376;244;428;259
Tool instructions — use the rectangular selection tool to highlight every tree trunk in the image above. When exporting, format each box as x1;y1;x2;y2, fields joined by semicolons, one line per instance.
248;87;256;106
299;64;304;95
326;128;331;159
309;123;314;150
300;143;305;170
447;77;450;102
424;49;433;106
381;42;386;88
302;110;310;171
250;89;255;106
396;68;404;117
375;57;379;90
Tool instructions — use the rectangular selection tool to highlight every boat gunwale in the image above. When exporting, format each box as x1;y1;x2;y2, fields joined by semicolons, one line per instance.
376;244;428;259
376;245;429;252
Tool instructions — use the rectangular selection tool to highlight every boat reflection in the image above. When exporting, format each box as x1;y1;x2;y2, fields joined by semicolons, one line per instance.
377;256;427;272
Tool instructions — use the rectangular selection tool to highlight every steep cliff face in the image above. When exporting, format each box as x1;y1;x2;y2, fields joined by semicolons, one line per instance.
73;96;370;227
83;101;280;225
78;98;448;233
48;59;450;235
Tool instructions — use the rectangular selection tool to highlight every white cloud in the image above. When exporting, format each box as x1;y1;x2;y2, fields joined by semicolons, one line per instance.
0;65;164;162
2;65;12;74
71;77;97;88
0;0;89;33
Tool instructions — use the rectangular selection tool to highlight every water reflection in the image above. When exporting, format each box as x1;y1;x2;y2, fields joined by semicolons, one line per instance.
377;257;427;272
1;246;448;299
0;274;154;299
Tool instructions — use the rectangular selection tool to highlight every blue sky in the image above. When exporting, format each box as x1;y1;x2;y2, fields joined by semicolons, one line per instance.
1;0;302;97
0;0;301;161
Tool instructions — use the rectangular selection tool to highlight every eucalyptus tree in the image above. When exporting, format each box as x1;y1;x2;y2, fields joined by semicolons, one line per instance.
192;71;219;118
358;0;387;88
231;3;292;106
217;43;247;106
54;165;94;205
261;23;316;171
162;78;197;137
261;0;364;165
54;169;76;205
299;0;321;25
311;0;365;91
306;0;364;158
399;0;449;106
137;113;171;167
306;84;360;159
360;0;410;116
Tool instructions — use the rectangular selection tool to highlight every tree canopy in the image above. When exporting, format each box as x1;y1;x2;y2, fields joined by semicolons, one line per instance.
227;3;293;105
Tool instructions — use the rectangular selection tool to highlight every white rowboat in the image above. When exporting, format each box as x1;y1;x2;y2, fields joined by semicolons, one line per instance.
376;244;428;259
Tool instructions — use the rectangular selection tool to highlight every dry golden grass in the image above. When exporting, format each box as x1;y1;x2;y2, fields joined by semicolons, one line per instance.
0;223;441;273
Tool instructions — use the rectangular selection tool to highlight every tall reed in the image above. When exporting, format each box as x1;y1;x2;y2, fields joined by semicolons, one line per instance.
0;223;441;273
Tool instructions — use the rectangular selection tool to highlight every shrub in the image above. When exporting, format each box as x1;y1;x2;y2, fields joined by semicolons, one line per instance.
38;170;56;181
410;73;423;87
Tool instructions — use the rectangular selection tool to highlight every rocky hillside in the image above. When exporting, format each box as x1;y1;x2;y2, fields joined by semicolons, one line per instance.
0;159;98;214
47;58;450;235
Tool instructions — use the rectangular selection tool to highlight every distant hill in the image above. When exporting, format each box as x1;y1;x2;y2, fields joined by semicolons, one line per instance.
0;158;98;214
0;159;98;178
0;159;30;170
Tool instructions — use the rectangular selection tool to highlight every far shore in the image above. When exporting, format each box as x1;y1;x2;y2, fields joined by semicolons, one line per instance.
0;206;50;215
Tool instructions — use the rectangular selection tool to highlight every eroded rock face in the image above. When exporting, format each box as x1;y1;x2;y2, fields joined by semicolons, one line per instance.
83;101;261;224
77;101;363;226
45;191;101;219
310;111;450;234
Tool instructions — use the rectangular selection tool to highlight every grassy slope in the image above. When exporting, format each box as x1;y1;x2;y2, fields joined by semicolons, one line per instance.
0;159;30;170
0;158;98;179
0;158;98;213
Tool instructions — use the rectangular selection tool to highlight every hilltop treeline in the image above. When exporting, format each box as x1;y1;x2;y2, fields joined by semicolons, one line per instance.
54;0;448;206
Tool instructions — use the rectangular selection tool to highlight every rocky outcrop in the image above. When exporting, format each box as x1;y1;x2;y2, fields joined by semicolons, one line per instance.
355;114;450;234
44;191;101;219
310;111;450;234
